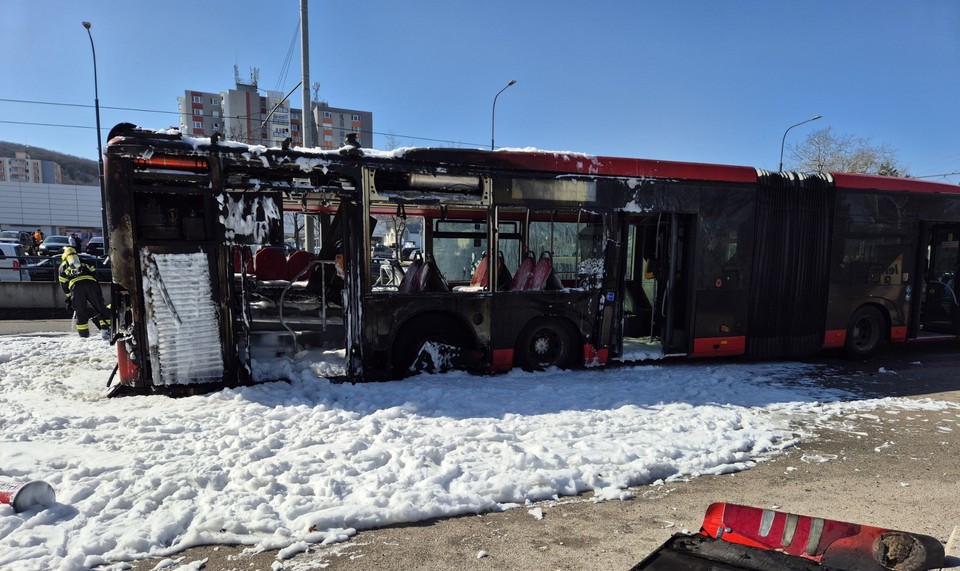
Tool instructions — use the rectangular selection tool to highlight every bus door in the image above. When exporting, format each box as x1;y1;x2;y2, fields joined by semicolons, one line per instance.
622;213;692;355
915;223;960;335
660;213;693;354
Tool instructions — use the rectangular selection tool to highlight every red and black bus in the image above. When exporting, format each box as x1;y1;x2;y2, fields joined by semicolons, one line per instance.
102;124;960;395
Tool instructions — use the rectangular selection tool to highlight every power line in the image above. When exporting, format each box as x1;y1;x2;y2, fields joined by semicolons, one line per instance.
0;118;487;148
0;97;488;147
913;171;960;181
1;97;177;115
1;97;490;146
0;119;94;130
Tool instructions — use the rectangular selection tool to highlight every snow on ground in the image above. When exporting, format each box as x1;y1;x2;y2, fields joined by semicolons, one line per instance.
0;333;956;571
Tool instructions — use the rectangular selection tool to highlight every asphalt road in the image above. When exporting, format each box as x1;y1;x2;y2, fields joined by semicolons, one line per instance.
118;340;960;571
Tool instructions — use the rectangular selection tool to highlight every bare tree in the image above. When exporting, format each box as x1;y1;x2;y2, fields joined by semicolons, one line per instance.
787;127;907;176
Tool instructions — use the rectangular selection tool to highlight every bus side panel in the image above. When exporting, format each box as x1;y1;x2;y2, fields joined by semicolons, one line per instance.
361;290;598;376
489;290;599;365
691;186;754;355
105;155;149;386
361;293;493;379
824;191;917;338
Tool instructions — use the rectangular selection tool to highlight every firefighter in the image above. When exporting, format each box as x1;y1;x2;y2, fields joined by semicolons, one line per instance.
58;247;111;339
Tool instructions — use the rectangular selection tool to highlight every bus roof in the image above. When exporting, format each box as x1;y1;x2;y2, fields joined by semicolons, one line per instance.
400;148;759;185
108;126;960;195
832;172;960;195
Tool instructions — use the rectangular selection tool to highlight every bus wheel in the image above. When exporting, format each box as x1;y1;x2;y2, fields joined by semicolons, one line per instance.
843;305;885;359
514;318;578;371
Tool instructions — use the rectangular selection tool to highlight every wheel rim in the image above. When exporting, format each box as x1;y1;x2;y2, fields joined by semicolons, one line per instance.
529;327;563;365
852;316;879;349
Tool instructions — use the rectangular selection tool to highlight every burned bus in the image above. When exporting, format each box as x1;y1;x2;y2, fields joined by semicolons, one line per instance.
102;124;960;395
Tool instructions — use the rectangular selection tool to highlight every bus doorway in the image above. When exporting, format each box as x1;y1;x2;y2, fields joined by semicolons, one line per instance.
915;224;960;336
621;213;693;360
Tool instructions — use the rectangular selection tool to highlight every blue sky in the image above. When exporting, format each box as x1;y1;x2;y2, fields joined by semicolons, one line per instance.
3;1;959;182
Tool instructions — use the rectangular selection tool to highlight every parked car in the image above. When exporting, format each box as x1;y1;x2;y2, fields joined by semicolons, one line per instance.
39;235;72;257
26;254;110;282
0;230;34;252
85;236;104;256
371;243;393;258
0;243;31;281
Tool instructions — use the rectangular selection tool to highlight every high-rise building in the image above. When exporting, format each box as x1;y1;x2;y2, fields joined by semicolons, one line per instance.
177;90;223;138
179;71;373;150
314;103;374;150
0;152;62;184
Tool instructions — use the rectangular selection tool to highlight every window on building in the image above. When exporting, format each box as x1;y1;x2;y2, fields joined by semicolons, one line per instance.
323;111;332;119
210;97;219;105
193;121;203;129
192;95;203;103
352;114;360;121
193;108;203;116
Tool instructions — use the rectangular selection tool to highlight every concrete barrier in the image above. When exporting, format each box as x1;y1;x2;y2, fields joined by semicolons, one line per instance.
0;281;110;314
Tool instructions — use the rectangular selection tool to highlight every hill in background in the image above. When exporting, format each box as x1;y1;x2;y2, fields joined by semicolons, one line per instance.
0;141;99;186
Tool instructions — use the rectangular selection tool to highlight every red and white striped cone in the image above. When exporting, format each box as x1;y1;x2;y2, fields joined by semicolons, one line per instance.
0;480;56;512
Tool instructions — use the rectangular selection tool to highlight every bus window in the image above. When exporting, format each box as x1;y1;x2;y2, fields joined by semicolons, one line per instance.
432;220;487;284
498;220;522;275
529;218;604;282
836;220;907;285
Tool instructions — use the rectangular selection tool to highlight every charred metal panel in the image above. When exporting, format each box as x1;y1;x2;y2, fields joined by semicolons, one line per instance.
140;249;225;386
217;192;283;245
489;290;599;354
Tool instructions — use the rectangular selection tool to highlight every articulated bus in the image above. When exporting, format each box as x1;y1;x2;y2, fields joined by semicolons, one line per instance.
102;124;960;396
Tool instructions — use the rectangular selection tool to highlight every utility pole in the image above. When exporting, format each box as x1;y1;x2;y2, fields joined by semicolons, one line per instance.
301;0;317;253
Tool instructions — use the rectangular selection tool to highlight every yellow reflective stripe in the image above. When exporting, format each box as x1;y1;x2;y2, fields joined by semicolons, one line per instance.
68;274;97;288
76;323;90;331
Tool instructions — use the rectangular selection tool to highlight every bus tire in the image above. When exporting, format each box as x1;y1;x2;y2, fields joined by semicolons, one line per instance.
392;313;473;377
514;318;578;371
843;305;885;359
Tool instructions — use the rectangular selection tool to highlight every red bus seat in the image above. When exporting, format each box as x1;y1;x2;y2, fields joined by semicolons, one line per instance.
470;253;490;288
286;250;317;281
528;252;553;291
509;252;536;291
398;257;424;294
254;246;288;281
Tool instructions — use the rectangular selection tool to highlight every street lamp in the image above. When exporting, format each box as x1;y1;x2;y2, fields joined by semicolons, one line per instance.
779;115;822;172
491;79;517;150
82;21;109;252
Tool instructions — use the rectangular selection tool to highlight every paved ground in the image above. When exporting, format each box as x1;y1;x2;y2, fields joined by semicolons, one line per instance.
0;318;73;335
115;340;960;571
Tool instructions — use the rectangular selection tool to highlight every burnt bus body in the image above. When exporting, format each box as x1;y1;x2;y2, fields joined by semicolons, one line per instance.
103;125;960;396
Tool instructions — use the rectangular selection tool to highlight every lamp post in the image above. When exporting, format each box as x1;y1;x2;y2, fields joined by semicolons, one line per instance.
82;21;109;252
779;114;822;172
491;79;516;150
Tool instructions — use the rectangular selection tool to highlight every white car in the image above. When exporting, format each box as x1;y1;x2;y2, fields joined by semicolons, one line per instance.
0;243;31;281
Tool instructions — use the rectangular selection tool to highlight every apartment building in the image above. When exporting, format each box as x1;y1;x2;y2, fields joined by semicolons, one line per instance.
178;74;373;150
0;152;62;184
315;103;373;150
